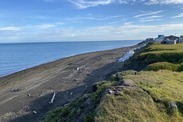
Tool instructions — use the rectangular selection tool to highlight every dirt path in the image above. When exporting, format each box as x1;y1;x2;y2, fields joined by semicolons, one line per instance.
0;46;135;122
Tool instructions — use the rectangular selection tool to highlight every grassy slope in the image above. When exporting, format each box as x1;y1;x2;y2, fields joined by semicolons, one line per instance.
141;43;183;71
96;70;183;122
43;81;113;122
43;43;183;122
123;43;183;71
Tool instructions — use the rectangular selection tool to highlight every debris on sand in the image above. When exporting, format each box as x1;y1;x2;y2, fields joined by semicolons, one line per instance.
107;89;115;94
11;88;19;92
76;67;80;71
49;93;56;104
33;111;37;114
70;92;73;96
107;88;120;95
73;78;78;81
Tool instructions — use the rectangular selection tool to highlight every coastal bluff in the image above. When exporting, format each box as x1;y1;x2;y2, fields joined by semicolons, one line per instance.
0;44;140;122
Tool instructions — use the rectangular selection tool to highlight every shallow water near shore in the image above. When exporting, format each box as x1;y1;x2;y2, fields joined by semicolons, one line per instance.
0;40;141;77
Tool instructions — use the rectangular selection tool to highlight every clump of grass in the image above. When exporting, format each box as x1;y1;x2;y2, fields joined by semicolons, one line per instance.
96;86;165;122
145;62;178;71
84;112;95;122
111;70;139;81
43;95;88;122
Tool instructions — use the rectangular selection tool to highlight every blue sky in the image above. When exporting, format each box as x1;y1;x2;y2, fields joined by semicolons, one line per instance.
0;0;183;42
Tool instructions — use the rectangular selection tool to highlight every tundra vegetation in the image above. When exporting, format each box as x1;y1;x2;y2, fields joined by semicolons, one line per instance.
43;43;183;122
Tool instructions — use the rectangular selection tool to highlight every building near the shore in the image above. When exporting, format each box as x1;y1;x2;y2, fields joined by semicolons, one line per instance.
145;38;155;43
155;35;165;43
178;35;183;43
161;35;178;44
161;38;177;44
150;35;183;45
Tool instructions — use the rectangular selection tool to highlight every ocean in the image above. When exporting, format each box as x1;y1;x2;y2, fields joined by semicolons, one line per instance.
0;40;141;77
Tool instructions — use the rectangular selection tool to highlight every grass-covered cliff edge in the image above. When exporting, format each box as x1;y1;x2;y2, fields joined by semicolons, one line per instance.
43;43;183;122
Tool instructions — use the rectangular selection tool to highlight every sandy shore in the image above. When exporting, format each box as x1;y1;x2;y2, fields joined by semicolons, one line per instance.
0;45;138;122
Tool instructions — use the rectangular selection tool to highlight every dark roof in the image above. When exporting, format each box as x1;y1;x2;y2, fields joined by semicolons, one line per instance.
165;35;178;40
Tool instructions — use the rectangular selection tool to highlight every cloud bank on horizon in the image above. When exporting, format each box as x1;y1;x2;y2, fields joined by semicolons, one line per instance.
0;0;183;42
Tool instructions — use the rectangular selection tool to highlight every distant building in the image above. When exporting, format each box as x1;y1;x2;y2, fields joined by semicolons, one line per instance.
155;35;165;43
161;35;178;44
178;35;183;43
162;38;177;44
145;38;155;43
149;34;183;45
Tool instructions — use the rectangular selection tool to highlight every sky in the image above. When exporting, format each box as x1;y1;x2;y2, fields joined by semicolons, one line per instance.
0;0;183;43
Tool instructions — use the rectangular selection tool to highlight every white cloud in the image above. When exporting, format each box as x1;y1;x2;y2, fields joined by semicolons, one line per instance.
32;23;183;40
61;15;125;23
1;22;183;42
139;18;161;22
138;15;162;22
134;11;163;22
124;22;134;25
172;12;183;18
67;0;135;9
68;0;113;9
68;0;183;9
146;0;183;5
139;15;162;19
56;22;65;25
134;11;163;18
35;24;56;29
0;26;22;31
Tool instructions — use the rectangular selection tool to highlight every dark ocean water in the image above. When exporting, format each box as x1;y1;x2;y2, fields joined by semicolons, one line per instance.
0;40;141;77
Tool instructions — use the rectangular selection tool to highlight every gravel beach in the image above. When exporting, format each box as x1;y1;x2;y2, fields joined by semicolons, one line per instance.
0;45;137;122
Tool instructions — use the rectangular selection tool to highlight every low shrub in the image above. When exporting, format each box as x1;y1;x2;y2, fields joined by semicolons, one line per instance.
145;62;178;71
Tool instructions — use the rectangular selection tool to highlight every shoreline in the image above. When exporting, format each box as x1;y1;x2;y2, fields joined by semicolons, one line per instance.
0;45;136;79
0;44;141;122
0;40;142;77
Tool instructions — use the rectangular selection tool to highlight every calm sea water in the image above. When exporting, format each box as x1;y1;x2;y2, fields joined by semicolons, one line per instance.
0;40;141;77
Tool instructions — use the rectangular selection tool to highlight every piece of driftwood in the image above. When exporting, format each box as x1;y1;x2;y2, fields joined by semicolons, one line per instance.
49;93;56;104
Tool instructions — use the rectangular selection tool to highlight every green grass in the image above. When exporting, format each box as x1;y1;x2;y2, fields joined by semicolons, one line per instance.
42;95;88;122
43;43;183;122
145;62;178;71
42;81;113;122
126;43;183;71
177;63;183;72
95;43;183;121
141;43;183;64
96;70;183;122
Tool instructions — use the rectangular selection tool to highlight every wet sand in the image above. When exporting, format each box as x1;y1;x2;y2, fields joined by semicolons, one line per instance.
0;45;137;122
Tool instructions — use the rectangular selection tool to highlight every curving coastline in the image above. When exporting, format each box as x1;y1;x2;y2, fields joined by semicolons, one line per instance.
0;43;143;122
